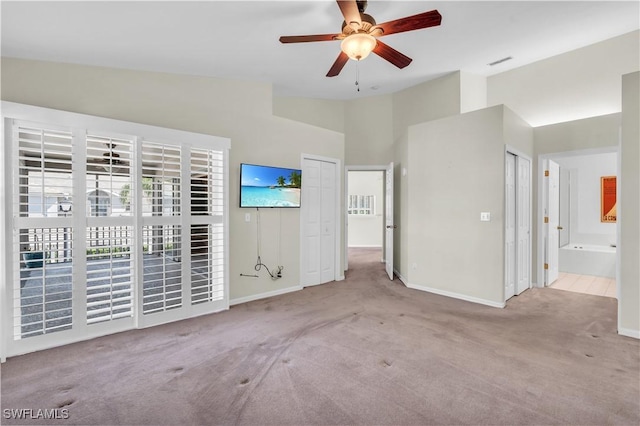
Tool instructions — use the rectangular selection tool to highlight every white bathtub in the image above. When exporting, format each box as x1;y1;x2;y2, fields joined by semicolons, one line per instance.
559;244;616;278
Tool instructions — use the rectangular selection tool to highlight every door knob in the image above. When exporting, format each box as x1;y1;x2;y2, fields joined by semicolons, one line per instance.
386;225;397;229
557;226;563;230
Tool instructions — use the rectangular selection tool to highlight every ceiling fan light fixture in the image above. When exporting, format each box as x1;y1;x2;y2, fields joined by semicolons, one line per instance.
341;33;377;61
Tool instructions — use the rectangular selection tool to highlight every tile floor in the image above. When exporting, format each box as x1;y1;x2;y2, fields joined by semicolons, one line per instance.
550;272;616;298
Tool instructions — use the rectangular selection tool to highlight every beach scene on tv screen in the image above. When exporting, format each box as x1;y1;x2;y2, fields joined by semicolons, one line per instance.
241;164;301;207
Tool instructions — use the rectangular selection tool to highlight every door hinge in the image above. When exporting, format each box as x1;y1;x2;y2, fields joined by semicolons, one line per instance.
544;216;549;223
544;263;549;270
544;170;549;177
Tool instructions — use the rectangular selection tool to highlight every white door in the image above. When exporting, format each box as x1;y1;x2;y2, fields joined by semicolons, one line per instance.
545;160;560;285
301;158;321;286
505;153;517;299
384;162;394;280
516;156;531;295
320;161;336;283
300;157;336;287
559;168;570;247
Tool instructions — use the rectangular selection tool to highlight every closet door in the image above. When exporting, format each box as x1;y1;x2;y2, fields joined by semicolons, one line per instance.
320;161;336;283
516;156;531;295
300;157;336;287
505;153;517;300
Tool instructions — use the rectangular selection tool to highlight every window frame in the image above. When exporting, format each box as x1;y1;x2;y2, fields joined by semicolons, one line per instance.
1;102;230;360
348;194;376;216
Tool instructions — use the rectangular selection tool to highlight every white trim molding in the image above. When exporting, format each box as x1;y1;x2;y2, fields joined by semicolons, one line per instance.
405;282;507;309
230;285;302;306
618;327;640;340
395;268;504;308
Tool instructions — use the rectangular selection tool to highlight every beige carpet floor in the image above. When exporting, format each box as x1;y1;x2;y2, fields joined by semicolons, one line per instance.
1;247;639;425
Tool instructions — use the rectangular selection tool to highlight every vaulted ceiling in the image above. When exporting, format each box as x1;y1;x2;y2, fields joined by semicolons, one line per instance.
2;1;639;100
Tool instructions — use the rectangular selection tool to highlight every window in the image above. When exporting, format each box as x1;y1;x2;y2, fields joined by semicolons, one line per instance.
2;102;230;358
348;195;376;215
15;124;75;339
86;226;133;324
142;224;182;314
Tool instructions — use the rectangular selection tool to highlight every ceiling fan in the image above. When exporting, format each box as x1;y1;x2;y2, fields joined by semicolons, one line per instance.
88;142;130;173
279;0;442;77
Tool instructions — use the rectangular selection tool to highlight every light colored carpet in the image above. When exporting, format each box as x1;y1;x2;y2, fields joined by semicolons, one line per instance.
1;247;639;425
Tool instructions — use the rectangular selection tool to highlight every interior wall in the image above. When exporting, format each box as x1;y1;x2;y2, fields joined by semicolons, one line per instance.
1;57;345;303
394;132;409;281
392;71;461;139
406;106;506;306
460;71;488;114
347;171;384;248
344;94;393;165
555;153;617;246
620;71;640;337
488;30;640;127
272;96;345;133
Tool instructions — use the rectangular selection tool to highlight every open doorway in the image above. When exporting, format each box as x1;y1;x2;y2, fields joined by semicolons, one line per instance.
347;170;384;267
344;165;394;279
539;148;618;299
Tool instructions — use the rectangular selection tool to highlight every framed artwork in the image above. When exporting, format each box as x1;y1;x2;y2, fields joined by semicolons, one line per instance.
601;176;616;223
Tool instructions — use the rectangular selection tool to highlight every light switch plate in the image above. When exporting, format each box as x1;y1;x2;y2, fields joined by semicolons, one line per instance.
245;213;251;222
480;212;491;222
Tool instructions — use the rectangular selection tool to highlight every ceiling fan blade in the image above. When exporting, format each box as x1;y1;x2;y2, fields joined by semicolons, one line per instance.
373;40;412;69
336;0;362;29
279;34;340;43
376;10;442;36
326;52;350;77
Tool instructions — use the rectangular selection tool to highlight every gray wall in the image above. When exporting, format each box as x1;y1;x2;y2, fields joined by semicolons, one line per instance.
488;30;639;127
620;71;640;336
405;105;532;306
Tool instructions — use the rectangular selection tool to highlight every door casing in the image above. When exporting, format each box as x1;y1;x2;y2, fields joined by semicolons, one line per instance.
504;147;532;301
344;164;393;277
300;153;342;286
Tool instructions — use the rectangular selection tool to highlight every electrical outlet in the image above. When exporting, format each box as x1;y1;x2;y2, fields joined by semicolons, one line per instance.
480;212;491;222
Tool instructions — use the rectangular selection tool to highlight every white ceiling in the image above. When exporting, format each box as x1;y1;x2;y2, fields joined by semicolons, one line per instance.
2;1;639;100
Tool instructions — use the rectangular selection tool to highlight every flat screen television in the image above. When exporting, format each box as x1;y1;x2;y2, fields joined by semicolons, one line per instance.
240;163;302;208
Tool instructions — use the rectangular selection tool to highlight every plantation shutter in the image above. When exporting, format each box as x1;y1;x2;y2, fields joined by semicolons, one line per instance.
13;123;74;339
85;135;135;324
4;102;230;358
141;142;183;314
190;149;225;304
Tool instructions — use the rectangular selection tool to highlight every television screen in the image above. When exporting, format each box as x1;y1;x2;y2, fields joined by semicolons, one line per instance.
240;163;302;208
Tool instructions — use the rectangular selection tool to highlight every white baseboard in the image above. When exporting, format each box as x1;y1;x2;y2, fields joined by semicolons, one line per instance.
230;285;302;306
336;275;345;281
394;268;407;286
348;245;383;248
405;282;506;309
618;327;640;339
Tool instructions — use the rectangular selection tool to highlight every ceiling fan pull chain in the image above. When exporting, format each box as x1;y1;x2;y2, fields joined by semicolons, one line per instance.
355;60;360;92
